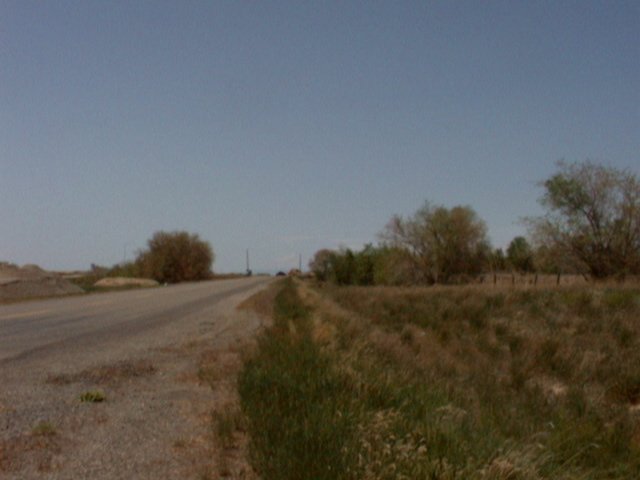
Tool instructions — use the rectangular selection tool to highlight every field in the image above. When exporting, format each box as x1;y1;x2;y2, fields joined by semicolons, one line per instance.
239;279;640;479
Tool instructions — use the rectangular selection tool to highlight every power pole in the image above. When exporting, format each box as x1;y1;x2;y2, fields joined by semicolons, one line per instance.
246;249;252;276
299;254;302;272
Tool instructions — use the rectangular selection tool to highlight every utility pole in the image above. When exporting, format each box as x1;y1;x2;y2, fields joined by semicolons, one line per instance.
299;254;302;272
246;249;252;276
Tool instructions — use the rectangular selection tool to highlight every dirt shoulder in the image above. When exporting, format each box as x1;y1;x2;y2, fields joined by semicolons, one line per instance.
0;280;272;479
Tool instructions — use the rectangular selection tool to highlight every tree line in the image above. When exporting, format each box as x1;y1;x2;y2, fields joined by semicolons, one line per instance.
310;160;640;285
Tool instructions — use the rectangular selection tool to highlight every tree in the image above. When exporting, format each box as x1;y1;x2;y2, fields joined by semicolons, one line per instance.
490;248;507;272
527;160;640;277
331;248;356;285
136;231;214;283
310;245;401;285
381;202;491;283
532;243;584;275
352;244;377;286
506;236;534;273
371;246;415;285
309;249;335;281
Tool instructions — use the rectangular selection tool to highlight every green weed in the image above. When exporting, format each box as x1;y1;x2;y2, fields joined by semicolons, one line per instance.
79;390;106;403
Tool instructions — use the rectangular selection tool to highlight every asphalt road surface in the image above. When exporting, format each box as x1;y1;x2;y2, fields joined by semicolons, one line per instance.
0;277;269;363
0;276;271;478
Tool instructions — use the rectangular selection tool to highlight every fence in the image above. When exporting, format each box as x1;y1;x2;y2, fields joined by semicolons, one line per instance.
475;273;639;287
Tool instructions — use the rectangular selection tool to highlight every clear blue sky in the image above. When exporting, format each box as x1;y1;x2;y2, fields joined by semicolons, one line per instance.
1;1;638;273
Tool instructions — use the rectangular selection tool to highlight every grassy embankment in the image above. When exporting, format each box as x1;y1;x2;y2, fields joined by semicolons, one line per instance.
239;279;640;479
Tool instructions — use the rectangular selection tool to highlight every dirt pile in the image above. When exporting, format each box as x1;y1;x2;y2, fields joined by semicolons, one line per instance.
0;262;84;301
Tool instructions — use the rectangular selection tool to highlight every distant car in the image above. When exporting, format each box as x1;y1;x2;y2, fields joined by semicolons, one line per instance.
276;271;286;276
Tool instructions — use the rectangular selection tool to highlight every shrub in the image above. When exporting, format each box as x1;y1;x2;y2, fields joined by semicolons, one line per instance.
136;230;214;283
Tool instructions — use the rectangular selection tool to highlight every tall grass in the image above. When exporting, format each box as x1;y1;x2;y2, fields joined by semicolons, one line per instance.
239;281;640;478
238;279;358;479
328;284;640;478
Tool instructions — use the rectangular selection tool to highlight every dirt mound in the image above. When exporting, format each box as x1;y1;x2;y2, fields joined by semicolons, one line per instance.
94;277;159;288
0;262;84;301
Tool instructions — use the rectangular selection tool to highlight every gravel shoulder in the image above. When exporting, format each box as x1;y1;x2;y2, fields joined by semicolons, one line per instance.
0;278;270;479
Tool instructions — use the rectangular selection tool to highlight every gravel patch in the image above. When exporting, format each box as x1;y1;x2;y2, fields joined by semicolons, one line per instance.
0;283;266;479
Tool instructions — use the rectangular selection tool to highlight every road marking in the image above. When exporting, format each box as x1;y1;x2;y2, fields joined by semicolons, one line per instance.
0;309;51;321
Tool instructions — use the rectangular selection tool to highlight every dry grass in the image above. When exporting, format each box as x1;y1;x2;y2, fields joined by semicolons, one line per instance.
325;284;640;399
320;282;640;478
238;279;640;478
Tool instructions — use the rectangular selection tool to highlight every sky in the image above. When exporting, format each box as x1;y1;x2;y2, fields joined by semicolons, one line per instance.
1;1;638;273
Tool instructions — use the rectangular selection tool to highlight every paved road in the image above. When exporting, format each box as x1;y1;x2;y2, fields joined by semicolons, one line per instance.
0;277;272;478
0;277;269;363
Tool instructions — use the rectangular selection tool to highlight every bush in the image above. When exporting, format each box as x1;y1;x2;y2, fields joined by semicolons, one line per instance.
136;231;214;283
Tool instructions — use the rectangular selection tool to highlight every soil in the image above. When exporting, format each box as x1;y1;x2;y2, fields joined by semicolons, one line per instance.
0;263;83;301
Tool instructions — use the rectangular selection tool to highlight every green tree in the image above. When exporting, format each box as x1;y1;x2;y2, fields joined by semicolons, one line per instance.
527;160;640;277
136;231;214;283
353;244;378;286
371;246;414;285
308;249;335;281
108;260;140;278
330;249;356;285
490;248;507;272
310;245;404;286
506;236;534;272
532;243;584;274
381;202;491;283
